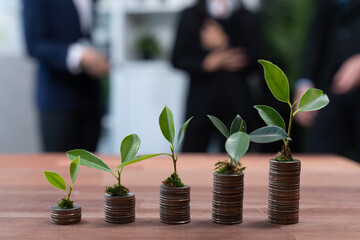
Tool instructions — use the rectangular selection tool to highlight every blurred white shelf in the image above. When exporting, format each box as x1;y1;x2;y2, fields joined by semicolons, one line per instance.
125;0;194;15
125;7;182;15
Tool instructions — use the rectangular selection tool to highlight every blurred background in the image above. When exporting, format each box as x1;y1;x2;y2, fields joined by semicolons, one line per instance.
1;0;358;162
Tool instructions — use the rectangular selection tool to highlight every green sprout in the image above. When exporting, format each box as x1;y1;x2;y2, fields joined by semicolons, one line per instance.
159;106;193;187
208;114;290;174
44;156;80;209
67;134;161;196
258;59;330;161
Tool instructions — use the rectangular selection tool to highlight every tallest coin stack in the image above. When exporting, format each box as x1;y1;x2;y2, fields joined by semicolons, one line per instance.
268;159;301;224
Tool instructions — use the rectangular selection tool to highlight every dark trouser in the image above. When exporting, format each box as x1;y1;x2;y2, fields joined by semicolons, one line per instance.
307;88;360;162
39;111;102;152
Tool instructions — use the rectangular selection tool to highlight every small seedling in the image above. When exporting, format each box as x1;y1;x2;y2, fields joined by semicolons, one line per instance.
208;114;290;174
258;59;329;161
67;134;161;196
159;106;193;187
44;156;80;209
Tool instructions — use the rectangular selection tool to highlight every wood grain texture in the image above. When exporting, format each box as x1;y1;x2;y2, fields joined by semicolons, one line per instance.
0;154;359;239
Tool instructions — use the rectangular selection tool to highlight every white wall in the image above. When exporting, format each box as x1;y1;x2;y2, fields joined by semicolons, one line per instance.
0;57;41;153
0;0;41;153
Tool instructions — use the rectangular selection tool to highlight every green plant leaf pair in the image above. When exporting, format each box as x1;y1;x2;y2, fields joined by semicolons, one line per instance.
258;59;329;114
67;135;160;173
208;114;288;143
208;114;290;164
44;156;80;191
225;126;290;164
159;106;193;153
208;115;247;139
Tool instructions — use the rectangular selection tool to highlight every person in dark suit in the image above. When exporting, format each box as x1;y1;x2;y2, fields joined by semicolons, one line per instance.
295;0;360;162
171;0;262;152
23;0;109;152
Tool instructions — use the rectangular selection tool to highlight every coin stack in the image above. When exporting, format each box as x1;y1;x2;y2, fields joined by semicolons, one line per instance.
212;173;244;225
104;193;135;224
160;185;191;224
268;159;301;224
50;204;81;225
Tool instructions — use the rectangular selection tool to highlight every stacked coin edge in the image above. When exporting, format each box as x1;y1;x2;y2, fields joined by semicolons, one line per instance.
50;204;82;225
212;172;244;225
104;193;136;224
160;185;191;224
268;159;301;224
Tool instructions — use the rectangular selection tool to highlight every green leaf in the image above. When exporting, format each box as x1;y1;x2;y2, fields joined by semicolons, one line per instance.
254;105;286;130
225;132;250;164
249;126;290;143
67;149;112;173
207;115;229;138
177;117;193;152
159;106;175;144
69;156;80;184
258;59;290;103
230;115;247;134
44;171;66;191
296;88;330;113
116;153;164;169
120;134;141;164
239;120;246;132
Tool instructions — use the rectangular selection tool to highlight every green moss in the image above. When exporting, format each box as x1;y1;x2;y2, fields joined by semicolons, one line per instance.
57;198;74;209
106;184;129;196
275;145;293;161
214;160;246;175
162;173;185;187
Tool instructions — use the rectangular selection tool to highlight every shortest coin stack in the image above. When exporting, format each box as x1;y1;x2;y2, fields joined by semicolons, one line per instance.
212;173;244;225
50;204;82;225
104;193;135;224
268;159;301;224
160;185;191;224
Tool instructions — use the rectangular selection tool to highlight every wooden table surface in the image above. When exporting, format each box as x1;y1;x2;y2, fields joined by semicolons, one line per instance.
1;153;360;239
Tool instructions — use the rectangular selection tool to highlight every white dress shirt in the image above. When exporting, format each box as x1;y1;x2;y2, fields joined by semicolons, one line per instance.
67;0;94;74
206;0;240;19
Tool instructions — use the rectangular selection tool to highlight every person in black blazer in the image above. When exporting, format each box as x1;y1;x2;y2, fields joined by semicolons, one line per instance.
295;0;360;162
171;0;262;152
23;0;109;152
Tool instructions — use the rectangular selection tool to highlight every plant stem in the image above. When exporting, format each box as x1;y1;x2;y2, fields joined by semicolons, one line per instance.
171;144;177;175
117;168;123;186
286;104;295;148
111;171;118;180
67;186;73;201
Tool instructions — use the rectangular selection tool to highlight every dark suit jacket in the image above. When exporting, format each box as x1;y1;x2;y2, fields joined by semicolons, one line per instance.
302;0;360;90
23;0;101;113
171;4;261;125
